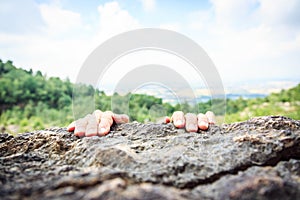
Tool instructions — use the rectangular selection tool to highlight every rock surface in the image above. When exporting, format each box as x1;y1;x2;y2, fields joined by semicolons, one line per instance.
0;116;299;199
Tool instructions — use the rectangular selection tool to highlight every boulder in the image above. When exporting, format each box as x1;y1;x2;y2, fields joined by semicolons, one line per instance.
0;116;299;199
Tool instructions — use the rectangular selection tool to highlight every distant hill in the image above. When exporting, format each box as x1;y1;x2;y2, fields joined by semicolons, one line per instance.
226;93;267;100
225;83;300;122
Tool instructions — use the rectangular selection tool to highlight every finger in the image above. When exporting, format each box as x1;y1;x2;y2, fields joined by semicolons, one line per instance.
197;113;209;131
74;115;89;137
67;121;75;132
98;111;114;136
85;114;98;137
205;111;216;124
171;111;185;128
185;113;198;132
164;116;171;124
93;109;103;123
112;114;129;124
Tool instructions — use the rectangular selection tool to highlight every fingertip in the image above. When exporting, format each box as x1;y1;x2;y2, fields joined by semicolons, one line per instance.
197;113;209;131
198;121;209;131
74;131;85;137
102;111;114;125
67;126;75;132
164;116;171;124
98;116;112;136
205;111;216;124
98;127;110;136
67;121;75;132
174;120;185;128
185;113;198;132
186;124;198;132
85;127;98;137
74;117;88;137
113;114;129;124
93;110;103;123
172;111;185;128
85;116;98;137
123;115;130;123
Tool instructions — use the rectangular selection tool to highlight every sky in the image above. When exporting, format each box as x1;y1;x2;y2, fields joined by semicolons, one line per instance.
0;0;299;95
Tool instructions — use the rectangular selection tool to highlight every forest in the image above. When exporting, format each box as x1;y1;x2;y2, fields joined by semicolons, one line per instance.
0;59;299;135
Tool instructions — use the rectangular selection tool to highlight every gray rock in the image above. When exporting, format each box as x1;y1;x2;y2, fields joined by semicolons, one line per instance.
0;116;299;199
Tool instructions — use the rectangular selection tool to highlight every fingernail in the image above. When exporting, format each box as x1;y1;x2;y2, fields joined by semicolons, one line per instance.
199;121;208;130
100;128;106;133
164;117;171;123
174;120;182;126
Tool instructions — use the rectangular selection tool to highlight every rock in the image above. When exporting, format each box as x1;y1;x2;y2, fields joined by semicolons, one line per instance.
0;116;299;199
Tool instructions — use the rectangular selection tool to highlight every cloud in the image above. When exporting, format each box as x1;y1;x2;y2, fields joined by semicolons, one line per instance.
208;0;300;30
159;23;181;32
1;0;298;88
139;0;156;12
257;0;300;28
97;1;140;40
0;1;141;82
188;9;213;31
0;0;89;81
39;2;83;35
187;0;300;83
210;0;259;29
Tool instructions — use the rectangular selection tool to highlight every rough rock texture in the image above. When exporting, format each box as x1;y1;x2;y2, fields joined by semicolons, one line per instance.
0;116;299;200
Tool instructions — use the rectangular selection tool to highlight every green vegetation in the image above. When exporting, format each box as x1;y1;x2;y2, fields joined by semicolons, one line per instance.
224;85;300;123
0;59;299;135
0;60;73;133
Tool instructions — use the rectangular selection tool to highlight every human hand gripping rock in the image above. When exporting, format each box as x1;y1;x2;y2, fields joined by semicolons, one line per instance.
167;111;216;132
67;110;216;137
67;110;129;137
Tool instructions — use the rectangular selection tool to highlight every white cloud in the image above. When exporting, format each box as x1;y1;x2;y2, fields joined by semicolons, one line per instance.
159;23;181;32
96;1;140;40
1;0;299;89
188;9;213;31
39;3;83;35
0;1;141;82
0;1;90;81
139;0;156;12
210;0;258;28
188;0;300;83
257;0;300;28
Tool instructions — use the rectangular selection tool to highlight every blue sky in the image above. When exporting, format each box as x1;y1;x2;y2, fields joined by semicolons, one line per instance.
0;0;299;94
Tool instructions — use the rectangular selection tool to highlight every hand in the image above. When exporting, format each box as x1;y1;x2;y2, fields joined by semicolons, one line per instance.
165;111;216;132
67;110;215;137
67;110;129;137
